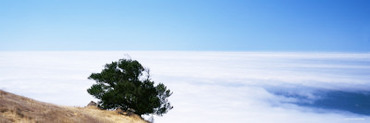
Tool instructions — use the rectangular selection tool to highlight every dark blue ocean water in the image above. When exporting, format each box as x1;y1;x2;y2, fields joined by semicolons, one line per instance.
269;87;370;115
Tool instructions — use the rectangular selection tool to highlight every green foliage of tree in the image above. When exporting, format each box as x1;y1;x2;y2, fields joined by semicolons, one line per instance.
87;58;173;116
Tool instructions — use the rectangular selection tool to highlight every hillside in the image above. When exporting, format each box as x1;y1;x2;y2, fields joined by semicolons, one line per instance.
0;90;148;123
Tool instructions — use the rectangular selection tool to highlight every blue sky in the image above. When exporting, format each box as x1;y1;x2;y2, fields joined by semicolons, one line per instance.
0;0;369;51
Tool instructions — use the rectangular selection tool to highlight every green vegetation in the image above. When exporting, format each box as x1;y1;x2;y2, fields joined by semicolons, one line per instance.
87;58;173;116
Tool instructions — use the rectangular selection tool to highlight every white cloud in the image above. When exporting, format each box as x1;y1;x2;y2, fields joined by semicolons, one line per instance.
1;51;370;123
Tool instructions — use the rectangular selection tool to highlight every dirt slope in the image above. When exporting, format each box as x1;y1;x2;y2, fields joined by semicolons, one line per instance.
0;90;148;123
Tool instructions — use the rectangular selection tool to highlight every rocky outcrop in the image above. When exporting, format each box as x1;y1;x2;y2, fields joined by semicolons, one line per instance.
87;101;98;107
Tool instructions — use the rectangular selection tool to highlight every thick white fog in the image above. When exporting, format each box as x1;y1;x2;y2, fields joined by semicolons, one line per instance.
1;51;370;123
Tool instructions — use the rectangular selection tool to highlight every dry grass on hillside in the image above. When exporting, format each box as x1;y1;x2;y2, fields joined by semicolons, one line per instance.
0;90;148;123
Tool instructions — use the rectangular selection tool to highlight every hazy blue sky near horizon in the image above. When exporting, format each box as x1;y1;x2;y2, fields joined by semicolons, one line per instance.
1;0;370;51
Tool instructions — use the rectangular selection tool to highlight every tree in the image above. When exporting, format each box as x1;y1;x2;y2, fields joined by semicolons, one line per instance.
87;58;173;116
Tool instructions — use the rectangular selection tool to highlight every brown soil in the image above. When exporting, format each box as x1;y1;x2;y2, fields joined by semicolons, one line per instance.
0;90;148;123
